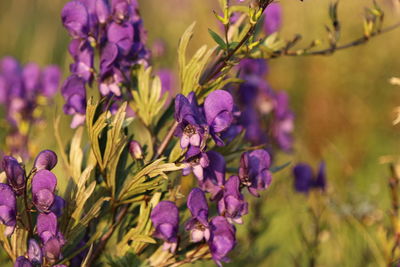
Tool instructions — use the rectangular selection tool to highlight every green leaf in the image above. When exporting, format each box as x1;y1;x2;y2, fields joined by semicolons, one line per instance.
208;28;227;49
270;161;291;173
130;66;168;127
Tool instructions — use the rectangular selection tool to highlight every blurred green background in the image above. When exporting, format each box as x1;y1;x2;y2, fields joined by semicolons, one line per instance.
1;0;400;266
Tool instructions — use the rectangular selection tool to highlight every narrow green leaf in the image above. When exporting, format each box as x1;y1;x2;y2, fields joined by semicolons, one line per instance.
208;28;227;48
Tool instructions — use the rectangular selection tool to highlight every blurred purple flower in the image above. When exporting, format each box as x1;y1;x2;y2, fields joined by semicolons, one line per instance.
263;3;282;34
272;91;294;152
37;212;65;262
293;162;326;193
41;65;61;97
61;75;87;128
0;183;17;236
61;1;89;38
34;149;58;171
218;176;248;224
150;201;179;253
2;156;26;195
31;170;57;212
185;188;210;242
208;216;236;267
239;149;272;197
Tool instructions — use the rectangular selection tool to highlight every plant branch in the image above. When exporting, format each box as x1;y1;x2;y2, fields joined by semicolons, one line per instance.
154;121;179;159
283;21;400;56
85;205;129;266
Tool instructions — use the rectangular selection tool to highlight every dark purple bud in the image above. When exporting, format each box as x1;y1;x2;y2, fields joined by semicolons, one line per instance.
41;65;61;97
28;239;43;265
150;201;179;253
218;176;248;224
239;149;272;197
129;140;143;160
2;156;26;195
14;256;32;267
208;216;236;266
293;163;313;194
31;170;57;212
61;1;89;38
263;3;282;34
33;150;58;171
204;90;234;134
186;188;210;242
0;183;17;236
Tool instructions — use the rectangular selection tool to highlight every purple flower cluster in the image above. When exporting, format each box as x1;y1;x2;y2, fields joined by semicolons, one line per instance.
0;57;60;158
61;0;150;128
150;89;273;266
293;162;327;194
1;150;66;265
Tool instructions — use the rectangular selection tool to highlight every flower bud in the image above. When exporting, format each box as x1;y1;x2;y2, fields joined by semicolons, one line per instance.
14;256;33;267
129;140;143;160
1;156;26;195
28;239;42;265
33;150;58;171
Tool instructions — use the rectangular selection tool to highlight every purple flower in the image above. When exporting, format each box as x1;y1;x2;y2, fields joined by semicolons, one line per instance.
272;91;294;151
50;196;66;217
293;162;326;193
41;65;61;97
263;3;282;34
185;188;210;242
37;212;65;262
239;149;272;197
174;93;205;149
200;151;226;200
28;239;43;265
14;256;32;267
218;176;248;224
69;40;94;82
0;183;17;236
204;90;234;146
150;201;179;253
22;63;41;94
129;140;143;160
33;149;58;171
61;75;87;128
31;170;57;212
183;146;210;181
2;156;26;195
208;216;236;266
61;1;89;38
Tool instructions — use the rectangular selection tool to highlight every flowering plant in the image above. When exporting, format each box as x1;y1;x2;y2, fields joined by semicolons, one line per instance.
0;0;399;266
